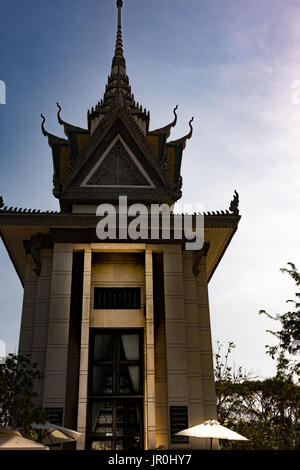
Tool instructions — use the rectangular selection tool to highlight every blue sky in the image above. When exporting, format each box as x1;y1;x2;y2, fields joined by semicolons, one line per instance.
1;0;300;377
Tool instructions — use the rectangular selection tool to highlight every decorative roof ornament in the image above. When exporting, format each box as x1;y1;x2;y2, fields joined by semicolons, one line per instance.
168;116;194;148
0;196;4;209
56;102;63;125
229;190;239;215
40;113;68;146
149;105;178;137
40;113;47;137
186;116;194;140
56;102;87;135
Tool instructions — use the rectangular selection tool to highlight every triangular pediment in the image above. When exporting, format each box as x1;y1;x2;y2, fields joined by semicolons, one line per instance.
57;112;181;209
80;135;155;188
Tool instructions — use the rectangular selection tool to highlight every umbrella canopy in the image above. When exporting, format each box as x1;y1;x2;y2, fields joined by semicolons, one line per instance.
32;422;81;445
176;419;248;449
0;429;49;450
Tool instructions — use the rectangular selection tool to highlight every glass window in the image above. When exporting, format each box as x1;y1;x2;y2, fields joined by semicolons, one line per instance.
119;365;140;394
92;365;113;395
88;330;143;450
94;334;114;361
120;334;139;361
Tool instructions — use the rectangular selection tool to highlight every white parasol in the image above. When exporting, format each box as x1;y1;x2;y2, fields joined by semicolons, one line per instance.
176;419;249;449
32;422;81;445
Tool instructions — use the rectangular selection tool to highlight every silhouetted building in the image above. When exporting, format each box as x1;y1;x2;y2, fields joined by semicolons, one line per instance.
0;0;240;450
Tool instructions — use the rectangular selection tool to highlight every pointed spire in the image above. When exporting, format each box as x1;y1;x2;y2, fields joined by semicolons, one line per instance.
88;0;150;133
112;0;125;69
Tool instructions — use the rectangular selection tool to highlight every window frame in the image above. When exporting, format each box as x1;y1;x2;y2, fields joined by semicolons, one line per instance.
86;328;144;450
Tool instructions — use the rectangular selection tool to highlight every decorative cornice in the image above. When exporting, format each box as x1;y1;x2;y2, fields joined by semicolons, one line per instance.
0;206;241;219
0;206;59;214
0;208;241;231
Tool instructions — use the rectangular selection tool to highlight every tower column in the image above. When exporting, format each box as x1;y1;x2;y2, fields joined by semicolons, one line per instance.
163;246;189;448
31;249;53;403
144;248;156;449
43;244;73;418
196;252;217;449
183;251;205;449
77;247;92;450
18;254;38;357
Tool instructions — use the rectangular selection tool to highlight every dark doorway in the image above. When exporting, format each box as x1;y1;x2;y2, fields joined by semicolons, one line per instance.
86;329;144;450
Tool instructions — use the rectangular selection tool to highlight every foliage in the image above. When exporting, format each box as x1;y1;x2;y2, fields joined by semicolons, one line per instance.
215;262;300;449
0;354;47;438
216;343;300;450
259;262;300;378
215;342;300;450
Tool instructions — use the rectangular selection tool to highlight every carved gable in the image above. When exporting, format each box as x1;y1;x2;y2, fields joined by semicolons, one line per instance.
81;136;154;188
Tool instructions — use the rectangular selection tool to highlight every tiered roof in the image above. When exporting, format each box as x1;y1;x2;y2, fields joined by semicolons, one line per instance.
40;0;196;212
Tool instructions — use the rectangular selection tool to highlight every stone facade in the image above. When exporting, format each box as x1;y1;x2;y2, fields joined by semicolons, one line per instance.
17;242;218;449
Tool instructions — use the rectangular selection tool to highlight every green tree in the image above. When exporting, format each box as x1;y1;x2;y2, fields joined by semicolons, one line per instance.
215;343;300;450
0;354;47;437
259;262;300;378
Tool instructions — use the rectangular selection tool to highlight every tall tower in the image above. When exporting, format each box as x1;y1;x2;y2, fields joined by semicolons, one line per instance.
0;1;240;450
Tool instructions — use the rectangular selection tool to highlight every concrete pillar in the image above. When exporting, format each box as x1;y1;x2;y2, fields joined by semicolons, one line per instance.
182;251;205;449
18;255;38;357
31;249;53;403
153;252;168;449
144;249;156;449
43;244;73;417
163;246;189;448
196;254;217;449
77;247;92;450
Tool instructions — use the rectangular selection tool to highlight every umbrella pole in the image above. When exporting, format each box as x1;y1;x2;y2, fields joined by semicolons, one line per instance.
210;438;213;450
